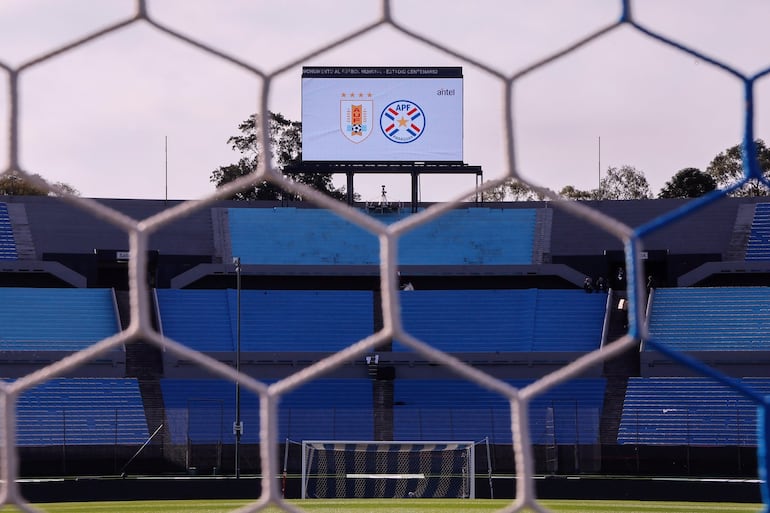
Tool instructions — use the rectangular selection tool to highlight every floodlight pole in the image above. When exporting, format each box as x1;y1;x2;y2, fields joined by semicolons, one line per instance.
234;257;242;479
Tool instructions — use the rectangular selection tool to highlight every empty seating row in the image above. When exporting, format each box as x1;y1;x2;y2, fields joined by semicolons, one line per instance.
6;284;766;358
11;378;149;446
156;289;374;352
159;378;605;445
157;288;606;354
228;207;537;266
393;378;606;444
0;288;121;351
618;377;770;446
160;378;374;444
646;287;770;351
396;289;606;352
19;375;770;448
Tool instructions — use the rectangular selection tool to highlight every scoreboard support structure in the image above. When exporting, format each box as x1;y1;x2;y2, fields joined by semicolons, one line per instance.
288;161;483;212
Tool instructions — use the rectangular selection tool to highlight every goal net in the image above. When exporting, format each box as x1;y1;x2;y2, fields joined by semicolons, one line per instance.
300;440;475;499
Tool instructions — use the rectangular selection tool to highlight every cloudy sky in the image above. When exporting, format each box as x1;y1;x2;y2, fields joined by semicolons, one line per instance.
1;0;768;203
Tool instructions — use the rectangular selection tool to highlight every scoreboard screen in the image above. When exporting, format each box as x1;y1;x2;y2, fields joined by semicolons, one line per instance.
301;67;463;162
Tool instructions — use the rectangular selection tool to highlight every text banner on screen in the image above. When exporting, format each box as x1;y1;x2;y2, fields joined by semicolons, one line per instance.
301;67;463;162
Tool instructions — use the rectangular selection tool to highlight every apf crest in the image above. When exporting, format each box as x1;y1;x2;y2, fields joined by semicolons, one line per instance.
379;99;426;144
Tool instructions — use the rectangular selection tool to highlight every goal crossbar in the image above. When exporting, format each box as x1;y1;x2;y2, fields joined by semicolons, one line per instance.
345;473;426;479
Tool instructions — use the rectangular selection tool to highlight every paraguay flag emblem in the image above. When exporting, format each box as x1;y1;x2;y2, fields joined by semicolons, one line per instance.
341;96;373;143
379;100;426;144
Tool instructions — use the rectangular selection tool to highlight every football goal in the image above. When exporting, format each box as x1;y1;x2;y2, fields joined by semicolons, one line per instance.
300;440;477;499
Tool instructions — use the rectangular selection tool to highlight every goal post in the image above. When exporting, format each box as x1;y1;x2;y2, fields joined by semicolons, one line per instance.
300;440;476;499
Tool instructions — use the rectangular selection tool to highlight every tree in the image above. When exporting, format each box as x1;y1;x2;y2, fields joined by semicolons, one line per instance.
596;165;652;200
481;179;547;201
706;139;770;197
558;166;650;201
0;173;46;196
559;185;595;200
0;172;79;196
210;112;346;201
658;167;716;198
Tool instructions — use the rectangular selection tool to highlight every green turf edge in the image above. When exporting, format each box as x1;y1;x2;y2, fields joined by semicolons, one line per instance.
11;498;763;513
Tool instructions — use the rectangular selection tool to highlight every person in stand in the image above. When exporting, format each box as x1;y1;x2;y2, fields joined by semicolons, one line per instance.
398;272;415;291
583;276;593;293
595;276;607;292
646;274;656;294
615;266;625;288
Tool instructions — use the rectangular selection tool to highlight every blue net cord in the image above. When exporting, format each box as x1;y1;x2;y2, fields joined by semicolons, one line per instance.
759;405;770;512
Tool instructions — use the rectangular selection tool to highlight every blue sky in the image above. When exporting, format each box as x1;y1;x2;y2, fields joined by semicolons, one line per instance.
1;0;769;202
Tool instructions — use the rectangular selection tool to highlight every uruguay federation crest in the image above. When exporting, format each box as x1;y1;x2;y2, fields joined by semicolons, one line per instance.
379;100;426;144
341;96;373;143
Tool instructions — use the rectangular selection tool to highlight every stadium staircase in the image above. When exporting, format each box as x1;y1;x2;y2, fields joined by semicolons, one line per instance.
745;203;770;260
117;290;166;442
532;205;553;264
371;290;396;440
726;203;755;261
0;202;20;260
372;377;395;440
6;203;35;260
599;290;640;445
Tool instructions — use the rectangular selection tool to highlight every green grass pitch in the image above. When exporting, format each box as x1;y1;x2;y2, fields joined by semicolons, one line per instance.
13;499;762;513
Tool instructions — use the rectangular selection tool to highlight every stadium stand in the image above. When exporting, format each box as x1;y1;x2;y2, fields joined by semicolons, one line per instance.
4;195;770;479
160;378;373;444
3;195;764;289
641;287;770;375
156;288;374;353
229;207;380;265
228;207;537;265
0;202;18;260
646;287;770;351
617;377;770;446
14;378;149;446
397;208;537;265
393;379;606;444
394;289;607;353
0;287;120;351
155;289;233;352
